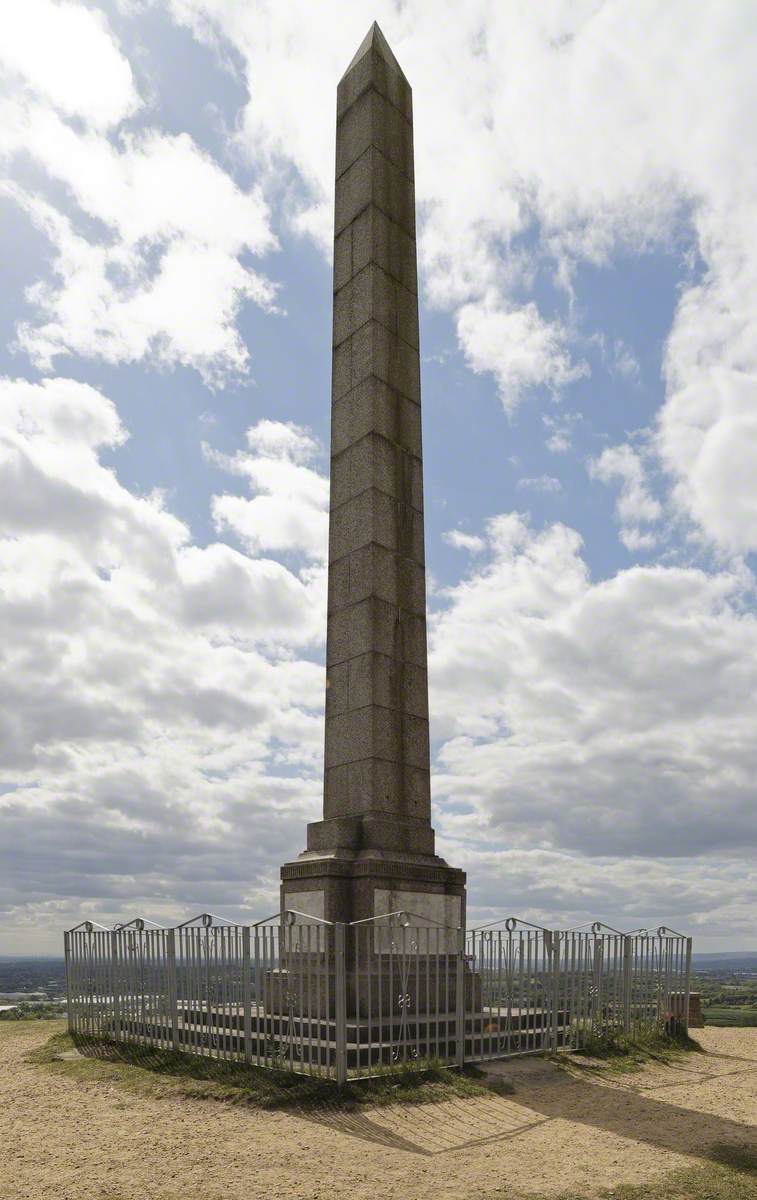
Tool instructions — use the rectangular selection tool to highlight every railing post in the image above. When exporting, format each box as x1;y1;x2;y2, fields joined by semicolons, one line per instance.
242;925;252;1064
455;927;466;1068
622;935;632;1035
110;930;121;1042
166;928;179;1051
550;931;561;1053
682;936;692;1035
64;931;73;1035
334;922;347;1085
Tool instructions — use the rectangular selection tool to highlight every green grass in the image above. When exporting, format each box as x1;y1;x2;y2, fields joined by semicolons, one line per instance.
0;1001;67;1021
704;1007;757;1027
23;1023;495;1111
569;1020;702;1072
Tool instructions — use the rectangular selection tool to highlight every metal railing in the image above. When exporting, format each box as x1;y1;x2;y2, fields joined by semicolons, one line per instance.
65;912;692;1084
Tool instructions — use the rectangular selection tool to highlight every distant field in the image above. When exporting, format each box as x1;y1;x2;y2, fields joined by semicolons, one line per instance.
704;1007;757;1027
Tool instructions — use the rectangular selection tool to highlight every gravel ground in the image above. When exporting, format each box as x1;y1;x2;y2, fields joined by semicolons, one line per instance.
2;1024;756;1200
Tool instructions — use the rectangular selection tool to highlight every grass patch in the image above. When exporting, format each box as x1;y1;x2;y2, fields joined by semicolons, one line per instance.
570;1021;702;1073
24;1024;493;1111
704;1007;757;1028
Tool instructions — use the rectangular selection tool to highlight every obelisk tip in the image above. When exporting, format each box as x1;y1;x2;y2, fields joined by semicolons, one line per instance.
341;21;408;81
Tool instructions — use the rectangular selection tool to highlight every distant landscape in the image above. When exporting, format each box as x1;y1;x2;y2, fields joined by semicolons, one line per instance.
692;952;757;1027
2;951;757;1025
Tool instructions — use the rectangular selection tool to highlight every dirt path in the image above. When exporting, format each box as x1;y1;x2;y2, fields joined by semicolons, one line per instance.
2;1024;756;1200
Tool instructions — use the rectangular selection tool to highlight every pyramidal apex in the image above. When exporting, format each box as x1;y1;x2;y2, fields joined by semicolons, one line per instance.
341;21;407;81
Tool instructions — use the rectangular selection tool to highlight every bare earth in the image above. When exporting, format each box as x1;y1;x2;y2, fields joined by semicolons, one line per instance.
2;1024;756;1200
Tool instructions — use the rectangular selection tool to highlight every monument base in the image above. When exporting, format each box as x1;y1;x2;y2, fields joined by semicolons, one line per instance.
280;847;466;929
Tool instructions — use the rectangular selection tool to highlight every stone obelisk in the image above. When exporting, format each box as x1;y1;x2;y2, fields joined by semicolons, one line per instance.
281;23;466;929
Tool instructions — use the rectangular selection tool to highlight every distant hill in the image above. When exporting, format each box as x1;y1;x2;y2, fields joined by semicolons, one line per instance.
693;952;757;973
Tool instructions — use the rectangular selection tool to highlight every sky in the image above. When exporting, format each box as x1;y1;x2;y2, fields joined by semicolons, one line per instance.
0;0;755;955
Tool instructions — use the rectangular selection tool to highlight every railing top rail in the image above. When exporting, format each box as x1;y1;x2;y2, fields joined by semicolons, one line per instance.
657;925;690;938
350;909;458;929
251;909;334;928
65;920;110;933
469;915;551;933
590;920;625;936
176;912;236;929
113;917;164;930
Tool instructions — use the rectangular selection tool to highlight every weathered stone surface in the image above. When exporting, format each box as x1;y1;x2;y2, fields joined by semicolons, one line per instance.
334;206;417;296
336;86;414;182
328;487;425;563
326;654;428;720
331;378;421;457
280;22;466;927
326;596;427;668
323;759;430;821
330;432;423;510
328;543;426;617
336;29;412;122
332;319;421;403
335;146;416;238
333;263;419;350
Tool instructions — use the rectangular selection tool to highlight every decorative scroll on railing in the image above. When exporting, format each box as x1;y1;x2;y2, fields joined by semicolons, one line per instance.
64;913;692;1084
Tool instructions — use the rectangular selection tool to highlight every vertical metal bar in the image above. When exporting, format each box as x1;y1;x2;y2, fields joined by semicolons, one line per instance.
550;931;560;1053
315;923;323;1075
455;926;465;1067
334;922;347;1085
682;936;692;1035
366;925;373;1077
110;930;120;1042
63;932;72;1034
622;935;632;1035
240;926;250;1063
166;928;179;1051
414;928;421;1062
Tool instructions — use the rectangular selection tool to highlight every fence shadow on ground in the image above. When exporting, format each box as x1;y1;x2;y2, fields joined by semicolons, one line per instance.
67;1032;757;1166
298;1046;757;1162
296;1091;551;1156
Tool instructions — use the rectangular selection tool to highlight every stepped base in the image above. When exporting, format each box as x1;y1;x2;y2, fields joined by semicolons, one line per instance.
104;1003;573;1072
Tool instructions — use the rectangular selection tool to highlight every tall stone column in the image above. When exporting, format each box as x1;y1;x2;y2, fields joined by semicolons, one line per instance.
281;23;466;929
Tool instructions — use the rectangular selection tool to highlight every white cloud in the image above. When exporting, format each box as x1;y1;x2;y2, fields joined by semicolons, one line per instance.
443;530;486;554
205;420;329;560
0;378;327;946
429;513;757;938
0;6;279;386
516;474;562;494
590;443;662;551
0;0;140;129
658;207;757;553
457;295;588;410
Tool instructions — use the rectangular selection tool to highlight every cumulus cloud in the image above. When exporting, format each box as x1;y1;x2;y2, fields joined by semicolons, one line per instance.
429;515;757;878
443;530;486;554
590;443;662;550
0;378;327;947
0;0;140;130
457;295;588;410
0;3;278;385
205;420;329;560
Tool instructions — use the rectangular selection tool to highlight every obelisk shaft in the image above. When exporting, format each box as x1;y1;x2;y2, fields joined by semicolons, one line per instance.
281;25;465;926
306;24;433;858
